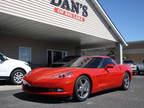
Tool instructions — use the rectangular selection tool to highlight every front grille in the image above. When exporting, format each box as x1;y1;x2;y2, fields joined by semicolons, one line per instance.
23;85;56;93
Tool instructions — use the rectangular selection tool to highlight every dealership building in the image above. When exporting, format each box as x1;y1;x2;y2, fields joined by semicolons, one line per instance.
124;41;144;63
0;0;127;68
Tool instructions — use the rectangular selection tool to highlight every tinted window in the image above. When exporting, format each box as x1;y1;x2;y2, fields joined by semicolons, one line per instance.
84;57;103;68
63;57;92;68
0;54;5;61
101;58;115;68
62;56;80;62
63;57;102;68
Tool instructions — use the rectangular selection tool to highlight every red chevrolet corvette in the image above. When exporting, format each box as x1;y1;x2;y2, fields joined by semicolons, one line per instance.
23;56;132;101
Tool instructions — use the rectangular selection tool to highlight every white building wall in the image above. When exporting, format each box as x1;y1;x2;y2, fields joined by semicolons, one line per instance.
0;0;117;42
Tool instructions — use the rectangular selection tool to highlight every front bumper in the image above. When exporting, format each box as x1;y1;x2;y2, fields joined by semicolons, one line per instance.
22;78;74;96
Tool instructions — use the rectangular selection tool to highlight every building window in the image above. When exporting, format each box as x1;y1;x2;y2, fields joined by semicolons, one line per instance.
19;47;31;63
47;50;68;66
53;51;67;63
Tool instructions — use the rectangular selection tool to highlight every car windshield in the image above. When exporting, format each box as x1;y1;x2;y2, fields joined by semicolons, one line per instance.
63;57;103;68
56;56;80;62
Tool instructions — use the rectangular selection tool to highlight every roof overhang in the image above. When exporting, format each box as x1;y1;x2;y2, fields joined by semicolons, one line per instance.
90;0;128;46
0;12;116;49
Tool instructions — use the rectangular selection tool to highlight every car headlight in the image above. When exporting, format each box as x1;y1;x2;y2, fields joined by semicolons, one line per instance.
24;62;30;66
22;80;31;86
52;72;73;79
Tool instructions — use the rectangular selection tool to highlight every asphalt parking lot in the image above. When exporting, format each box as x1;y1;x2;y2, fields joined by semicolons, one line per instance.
0;76;144;108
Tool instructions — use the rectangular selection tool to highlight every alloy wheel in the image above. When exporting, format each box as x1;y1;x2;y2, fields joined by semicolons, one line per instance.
13;72;24;84
76;76;90;100
123;73;130;89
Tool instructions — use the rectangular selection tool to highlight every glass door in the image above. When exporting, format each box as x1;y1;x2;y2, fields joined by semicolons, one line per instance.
47;50;68;66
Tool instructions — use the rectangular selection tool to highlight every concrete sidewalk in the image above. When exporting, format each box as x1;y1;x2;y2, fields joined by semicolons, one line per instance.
0;85;21;91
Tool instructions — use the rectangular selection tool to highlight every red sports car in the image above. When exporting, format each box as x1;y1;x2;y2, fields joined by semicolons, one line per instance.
23;56;133;101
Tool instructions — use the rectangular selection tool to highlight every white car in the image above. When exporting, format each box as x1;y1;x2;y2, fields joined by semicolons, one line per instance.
137;63;144;75
124;60;137;74
0;53;31;85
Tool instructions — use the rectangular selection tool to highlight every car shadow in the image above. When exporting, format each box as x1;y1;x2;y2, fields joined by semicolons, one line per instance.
0;80;12;86
13;88;121;104
13;92;72;104
89;88;122;98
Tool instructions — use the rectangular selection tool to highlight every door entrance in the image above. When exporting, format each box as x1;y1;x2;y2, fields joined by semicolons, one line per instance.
47;50;52;67
47;50;68;67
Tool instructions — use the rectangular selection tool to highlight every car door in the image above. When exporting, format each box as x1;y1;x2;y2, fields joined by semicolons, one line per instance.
84;57;109;91
101;58;122;88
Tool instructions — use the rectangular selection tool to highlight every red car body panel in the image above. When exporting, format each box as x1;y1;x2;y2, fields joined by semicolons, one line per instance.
23;56;133;97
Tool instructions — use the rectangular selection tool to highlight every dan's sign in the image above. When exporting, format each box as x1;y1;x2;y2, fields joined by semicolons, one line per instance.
50;0;88;22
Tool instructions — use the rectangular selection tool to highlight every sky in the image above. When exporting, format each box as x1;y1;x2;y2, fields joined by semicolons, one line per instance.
99;0;144;42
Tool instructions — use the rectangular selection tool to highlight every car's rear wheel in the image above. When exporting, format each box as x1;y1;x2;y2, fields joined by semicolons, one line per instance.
73;75;91;101
10;69;26;85
121;72;130;90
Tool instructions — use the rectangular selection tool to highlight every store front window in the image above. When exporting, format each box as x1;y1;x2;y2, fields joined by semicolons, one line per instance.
47;50;68;66
19;47;31;64
53;51;68;62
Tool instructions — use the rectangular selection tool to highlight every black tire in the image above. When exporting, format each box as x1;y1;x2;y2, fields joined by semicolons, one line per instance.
73;75;91;102
121;72;131;90
10;69;26;85
137;68;141;75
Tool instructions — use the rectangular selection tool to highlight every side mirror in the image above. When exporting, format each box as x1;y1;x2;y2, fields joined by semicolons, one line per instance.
105;64;114;69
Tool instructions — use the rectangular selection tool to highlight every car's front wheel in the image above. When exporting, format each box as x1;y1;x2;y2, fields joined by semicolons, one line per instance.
73;75;91;101
121;72;131;90
10;69;26;85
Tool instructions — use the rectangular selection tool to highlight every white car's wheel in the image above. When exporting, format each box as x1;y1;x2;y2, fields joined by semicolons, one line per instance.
10;69;25;85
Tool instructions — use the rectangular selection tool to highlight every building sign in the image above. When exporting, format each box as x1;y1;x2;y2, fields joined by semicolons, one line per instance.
50;0;88;22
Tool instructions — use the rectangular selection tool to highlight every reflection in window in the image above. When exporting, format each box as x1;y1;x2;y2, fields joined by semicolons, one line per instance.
19;47;31;63
53;51;68;63
63;57;103;68
101;58;115;68
0;54;5;61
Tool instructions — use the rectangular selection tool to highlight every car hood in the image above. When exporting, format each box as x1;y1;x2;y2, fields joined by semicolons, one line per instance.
7;58;28;64
24;67;78;83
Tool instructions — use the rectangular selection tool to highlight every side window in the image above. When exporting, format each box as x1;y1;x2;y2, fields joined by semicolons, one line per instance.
0;54;5;61
84;57;103;68
101;58;115;68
